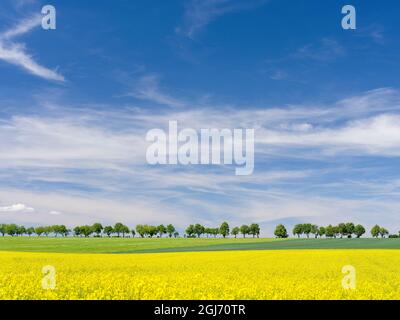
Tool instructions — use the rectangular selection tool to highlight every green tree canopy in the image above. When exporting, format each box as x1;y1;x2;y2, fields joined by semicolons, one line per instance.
91;223;103;237
293;224;303;238
354;224;365;238
379;227;389;238
231;227;240;238
219;222;230;238
103;226;114;237
249;223;260;238
371;225;380;238
274;224;288;238
157;224;167;237
240;225;249;238
166;224;175;238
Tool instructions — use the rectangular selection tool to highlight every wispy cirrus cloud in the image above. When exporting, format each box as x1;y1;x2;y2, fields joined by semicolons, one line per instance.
264;37;346;69
293;38;345;62
127;74;187;108
0;14;64;81
176;0;267;39
1;87;400;231
355;24;385;45
12;0;38;10
1;88;399;171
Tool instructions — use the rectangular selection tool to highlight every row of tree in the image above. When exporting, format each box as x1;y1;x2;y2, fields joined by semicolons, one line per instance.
136;224;178;238
1;221;393;239
0;222;260;238
0;224;73;237
185;222;260;238
0;223;161;238
274;223;390;239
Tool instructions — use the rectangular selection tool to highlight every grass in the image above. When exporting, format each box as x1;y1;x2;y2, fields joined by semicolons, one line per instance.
0;236;400;254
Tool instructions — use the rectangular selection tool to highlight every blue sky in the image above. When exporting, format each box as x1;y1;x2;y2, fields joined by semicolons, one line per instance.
0;0;400;235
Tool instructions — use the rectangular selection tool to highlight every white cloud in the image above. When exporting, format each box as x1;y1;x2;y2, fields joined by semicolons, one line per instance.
0;15;64;81
1;88;400;230
49;210;62;215
0;88;400;172
258;114;400;156
176;0;266;38
270;70;288;81
0;189;193;228
0;203;34;213
128;74;186;108
356;24;385;45
294;38;345;62
12;0;38;10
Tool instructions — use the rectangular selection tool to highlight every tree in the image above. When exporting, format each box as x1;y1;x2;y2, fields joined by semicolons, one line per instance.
194;224;205;238
52;225;65;237
240;225;249;238
371;225;380;238
211;228;219;237
231;227;240;238
114;223;125;237
293;224;303;238
157;224;167;238
345;222;355;238
80;225;93;237
354;224;365;238
103;226;114;237
151;226;158;238
0;224;6;236
130;229;136;238
325;225;334;238
139;224;158;238
249;223;260;238
26;227;35;236
121;225;130;238
274;224;288;238
318;226;326;238
73;226;82;237
337;223;347;238
310;225;318;238
35;226;45;237
332;226;339;238
166;224;175;238
92;223;103;237
136;225;145;238
57;225;69;237
16;225;26;236
173;231;179;238
379;227;389;238
219;222;230;238
43;226;52;237
6;224;18;237
303;223;312;238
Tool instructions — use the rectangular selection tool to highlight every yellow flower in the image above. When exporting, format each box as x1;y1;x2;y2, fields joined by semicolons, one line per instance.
0;249;399;300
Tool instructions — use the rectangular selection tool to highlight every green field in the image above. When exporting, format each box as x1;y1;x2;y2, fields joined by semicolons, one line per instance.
0;237;400;253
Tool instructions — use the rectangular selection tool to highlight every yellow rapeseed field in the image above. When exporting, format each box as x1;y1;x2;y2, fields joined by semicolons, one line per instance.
0;249;399;300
